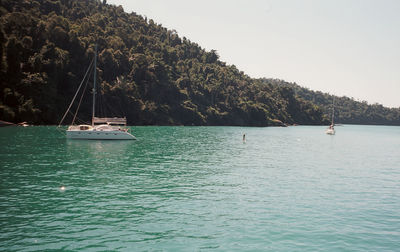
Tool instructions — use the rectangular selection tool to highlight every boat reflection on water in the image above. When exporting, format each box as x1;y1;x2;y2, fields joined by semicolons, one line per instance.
66;138;136;159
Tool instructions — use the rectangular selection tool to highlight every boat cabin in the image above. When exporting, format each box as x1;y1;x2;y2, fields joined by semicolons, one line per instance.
92;117;127;126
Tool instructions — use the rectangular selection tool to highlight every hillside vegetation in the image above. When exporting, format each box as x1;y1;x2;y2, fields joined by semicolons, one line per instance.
264;79;400;125
0;0;398;126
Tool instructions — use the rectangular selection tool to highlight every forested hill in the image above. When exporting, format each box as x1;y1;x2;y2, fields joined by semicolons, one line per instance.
262;79;400;126
0;0;329;126
0;0;397;126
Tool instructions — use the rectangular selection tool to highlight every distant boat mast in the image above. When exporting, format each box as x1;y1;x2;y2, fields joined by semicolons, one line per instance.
331;97;335;125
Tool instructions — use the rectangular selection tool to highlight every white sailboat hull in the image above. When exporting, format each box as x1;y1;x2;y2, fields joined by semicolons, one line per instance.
326;129;335;135
67;130;136;140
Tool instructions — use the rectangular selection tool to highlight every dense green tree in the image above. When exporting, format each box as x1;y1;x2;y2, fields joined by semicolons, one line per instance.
0;0;398;126
262;79;400;125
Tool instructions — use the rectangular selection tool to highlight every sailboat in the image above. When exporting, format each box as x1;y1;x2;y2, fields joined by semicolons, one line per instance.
59;45;136;140
326;98;335;135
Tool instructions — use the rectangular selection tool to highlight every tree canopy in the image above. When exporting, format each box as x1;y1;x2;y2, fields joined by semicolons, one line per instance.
263;79;400;126
0;0;398;126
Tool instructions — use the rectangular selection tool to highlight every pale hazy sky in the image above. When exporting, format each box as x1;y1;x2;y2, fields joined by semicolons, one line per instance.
107;0;400;108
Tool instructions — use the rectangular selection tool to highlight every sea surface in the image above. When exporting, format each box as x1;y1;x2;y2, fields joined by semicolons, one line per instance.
0;125;399;251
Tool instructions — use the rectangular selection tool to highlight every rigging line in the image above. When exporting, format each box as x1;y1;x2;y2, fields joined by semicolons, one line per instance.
68;110;76;120
68;110;88;125
75;116;88;125
55;124;66;135
58;58;95;127
72;67;92;125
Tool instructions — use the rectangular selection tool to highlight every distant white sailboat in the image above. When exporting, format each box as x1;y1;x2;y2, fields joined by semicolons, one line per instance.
59;45;136;140
326;98;335;135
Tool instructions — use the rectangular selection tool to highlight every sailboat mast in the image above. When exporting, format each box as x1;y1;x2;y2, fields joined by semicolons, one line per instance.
331;97;335;125
92;44;97;126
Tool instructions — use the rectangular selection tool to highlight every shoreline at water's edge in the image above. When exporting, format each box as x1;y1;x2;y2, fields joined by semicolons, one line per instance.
4;123;400;127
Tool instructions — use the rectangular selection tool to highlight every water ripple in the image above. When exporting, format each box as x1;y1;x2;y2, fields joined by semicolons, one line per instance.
0;125;399;251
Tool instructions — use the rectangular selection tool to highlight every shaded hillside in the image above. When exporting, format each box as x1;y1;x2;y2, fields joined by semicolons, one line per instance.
262;79;400;125
0;0;327;126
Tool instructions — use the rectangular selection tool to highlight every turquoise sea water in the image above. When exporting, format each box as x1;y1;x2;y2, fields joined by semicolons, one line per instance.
0;125;399;251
